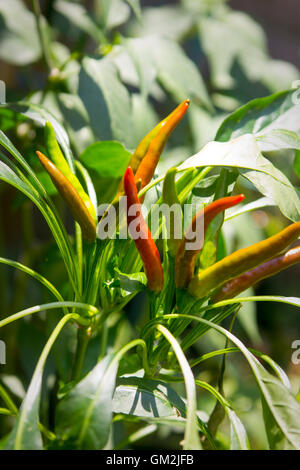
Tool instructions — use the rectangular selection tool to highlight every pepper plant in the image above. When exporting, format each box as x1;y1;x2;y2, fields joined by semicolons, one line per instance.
0;0;300;452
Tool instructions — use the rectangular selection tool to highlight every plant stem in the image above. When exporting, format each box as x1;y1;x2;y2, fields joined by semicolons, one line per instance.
71;326;91;381
31;0;53;72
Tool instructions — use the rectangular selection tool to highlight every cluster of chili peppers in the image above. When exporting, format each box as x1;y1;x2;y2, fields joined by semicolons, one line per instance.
36;102;300;302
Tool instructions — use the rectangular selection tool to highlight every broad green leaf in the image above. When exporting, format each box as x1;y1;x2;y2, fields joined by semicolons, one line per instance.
165;313;300;450
228;409;250;450
123;37;211;109
224;197;276;221
198;10;298;93
105;0;130;30
55;354;118;450
0;0;41;65
256;129;300;153
129;5;193;40
113;268;146;295
216;89;300;149
113;377;185;418
80;140;131;203
179;134;300;221
79;57;134;148
53;0;103;42
57;93;94;155
124;0;141;20
4;314;73;449
131;93;158;146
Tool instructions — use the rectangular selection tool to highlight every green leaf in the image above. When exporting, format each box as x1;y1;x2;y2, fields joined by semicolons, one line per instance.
124;0;141;20
55;354;118;450
114;268;147;295
256;129;300;153
198;10;298;93
79;57;134;149
227;409;250;450
129;5;193;41
179;134;300;221
1;101;75;170
123;37;211;109
294;150;300;180
166;313;300;450
113;377;185;418
4;314;73;449
80;140;131;203
0;0;41;65
0;160;40;204
53;0;103;42
216;89;300;148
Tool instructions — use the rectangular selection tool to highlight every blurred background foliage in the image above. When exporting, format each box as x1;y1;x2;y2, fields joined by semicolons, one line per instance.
0;0;299;449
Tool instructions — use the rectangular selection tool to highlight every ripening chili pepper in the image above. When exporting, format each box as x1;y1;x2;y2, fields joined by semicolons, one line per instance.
36;151;96;242
175;195;245;288
44;122;97;223
134;100;190;195
123;166;163;292
162;167;183;257
188;222;300;299
130;99;190;176
212;245;300;302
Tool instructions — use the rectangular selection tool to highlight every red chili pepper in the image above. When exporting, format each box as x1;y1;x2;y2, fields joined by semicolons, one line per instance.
212;245;300;302
123;167;164;292
135;100;190;196
175;195;245;288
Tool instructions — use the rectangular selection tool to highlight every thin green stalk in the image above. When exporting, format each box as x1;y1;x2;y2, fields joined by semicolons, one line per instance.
31;0;53;71
71;326;91;381
156;324;201;450
0;383;18;415
0;257;65;304
0;302;99;329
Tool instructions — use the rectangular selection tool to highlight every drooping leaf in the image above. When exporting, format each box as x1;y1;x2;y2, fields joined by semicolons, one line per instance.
216;89;300;150
179;134;300;221
113;377;185;418
78;57;134;149
55;354;118;450
0;0;41;65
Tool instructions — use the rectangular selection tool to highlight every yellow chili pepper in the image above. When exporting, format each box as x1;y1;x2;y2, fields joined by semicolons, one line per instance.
36;151;96;242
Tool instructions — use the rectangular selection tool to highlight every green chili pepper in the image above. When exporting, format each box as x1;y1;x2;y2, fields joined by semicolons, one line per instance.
44;122;97;223
212;245;300;302
162;167;183;257
175;195;245;288
36;151;96;242
188;222;300;299
123;166;163;292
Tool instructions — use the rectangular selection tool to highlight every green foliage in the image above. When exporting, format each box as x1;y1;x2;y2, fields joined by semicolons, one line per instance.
0;0;300;452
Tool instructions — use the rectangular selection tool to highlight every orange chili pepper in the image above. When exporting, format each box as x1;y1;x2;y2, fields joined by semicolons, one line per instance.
123;166;163;292
135;99;190;196
36;151;96;242
212;245;300;302
175;195;245;288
